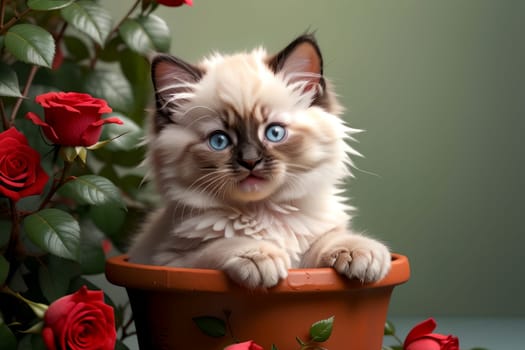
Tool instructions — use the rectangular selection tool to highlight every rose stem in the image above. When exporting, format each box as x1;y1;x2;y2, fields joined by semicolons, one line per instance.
8;65;39;125
37;160;73;211
0;99;9;130
0;6;31;35
3;199;25;286
120;312;137;341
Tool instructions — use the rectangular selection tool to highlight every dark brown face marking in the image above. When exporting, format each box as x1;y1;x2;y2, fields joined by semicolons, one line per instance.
219;106;267;172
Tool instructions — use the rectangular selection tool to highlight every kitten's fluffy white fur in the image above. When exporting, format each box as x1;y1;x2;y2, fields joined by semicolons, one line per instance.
128;35;391;288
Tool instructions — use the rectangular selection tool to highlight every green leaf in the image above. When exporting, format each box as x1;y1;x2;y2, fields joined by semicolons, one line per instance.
140;14;170;52
63;35;90;62
28;0;75;11
30;333;47;350
118;49;152;120
61;0;113;46
192;316;226;338
0;221;11;248
309;316;334;342
77;219;106;274
115;340;131;350
23;208;81;261
89;202;126;238
119;14;170;56
83;69;133;113
98;35;123;62
0;63;22;97
58;174;125;208
100;113;143;151
271;345;279;350
38;255;80;303
383;346;403;350
0;317;17;350
0;255;9;285
4;24;55;68
384;320;396;336
78;241;105;274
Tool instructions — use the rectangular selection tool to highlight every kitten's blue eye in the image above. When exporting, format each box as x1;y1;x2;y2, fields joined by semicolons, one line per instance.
208;132;231;151
265;124;286;143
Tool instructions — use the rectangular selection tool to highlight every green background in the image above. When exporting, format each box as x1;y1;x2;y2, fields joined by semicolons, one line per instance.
106;0;524;316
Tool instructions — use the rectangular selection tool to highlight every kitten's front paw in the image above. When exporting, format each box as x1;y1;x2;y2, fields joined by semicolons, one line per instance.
223;244;291;289
322;236;391;283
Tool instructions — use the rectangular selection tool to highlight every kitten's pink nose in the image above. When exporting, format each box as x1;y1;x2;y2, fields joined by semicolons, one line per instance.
238;158;262;170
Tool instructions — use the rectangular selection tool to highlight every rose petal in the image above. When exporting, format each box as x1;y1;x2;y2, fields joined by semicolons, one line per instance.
224;340;264;350
0;128;49;202
44;286;116;350
80;117;123;146
0;127;29;144
25;112;60;144
404;318;437;347
31;92;114;146
405;337;442;350
42;327;58;350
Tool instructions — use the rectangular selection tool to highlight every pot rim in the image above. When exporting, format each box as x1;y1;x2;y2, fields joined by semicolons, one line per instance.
105;253;410;293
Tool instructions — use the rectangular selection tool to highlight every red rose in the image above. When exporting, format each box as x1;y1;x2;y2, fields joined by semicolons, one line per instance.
224;340;264;350
156;0;193;7
42;286;116;350
0;127;49;202
404;318;460;350
26;92;122;147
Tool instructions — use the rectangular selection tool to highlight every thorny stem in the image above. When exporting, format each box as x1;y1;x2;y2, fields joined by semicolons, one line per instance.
89;0;141;70
38;158;73;211
3;199;24;286
0;99;9;130
4;10;69;126
0;7;31;35
8;65;39;125
0;0;6;31
113;0;141;35
120;310;137;341
54;19;68;46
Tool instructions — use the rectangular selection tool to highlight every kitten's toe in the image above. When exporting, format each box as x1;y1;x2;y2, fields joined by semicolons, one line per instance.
223;248;290;289
326;237;391;283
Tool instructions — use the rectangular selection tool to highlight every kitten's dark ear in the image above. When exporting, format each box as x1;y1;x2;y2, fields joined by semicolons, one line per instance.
268;34;325;100
151;54;203;130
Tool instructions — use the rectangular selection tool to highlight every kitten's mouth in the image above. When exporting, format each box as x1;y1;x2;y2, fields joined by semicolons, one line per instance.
238;173;268;193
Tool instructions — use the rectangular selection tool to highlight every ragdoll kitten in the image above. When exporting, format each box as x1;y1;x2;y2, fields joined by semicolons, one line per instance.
128;34;391;288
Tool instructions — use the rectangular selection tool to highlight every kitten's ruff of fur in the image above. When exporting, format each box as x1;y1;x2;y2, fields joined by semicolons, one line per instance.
128;34;391;288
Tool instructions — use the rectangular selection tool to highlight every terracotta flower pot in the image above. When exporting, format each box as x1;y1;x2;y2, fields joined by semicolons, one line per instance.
105;253;410;350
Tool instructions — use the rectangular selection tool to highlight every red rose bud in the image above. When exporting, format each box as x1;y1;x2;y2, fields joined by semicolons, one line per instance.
0;127;49;202
404;318;460;350
42;286;116;350
224;340;264;350
26;92;122;147
156;0;193;7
